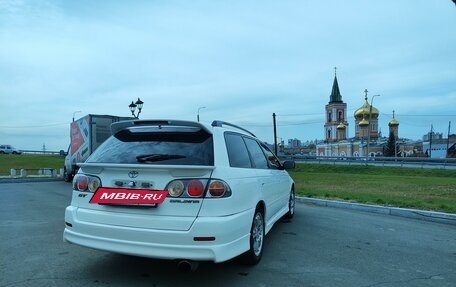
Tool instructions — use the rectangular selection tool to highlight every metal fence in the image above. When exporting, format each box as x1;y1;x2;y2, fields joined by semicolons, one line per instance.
280;155;456;170
20;150;66;156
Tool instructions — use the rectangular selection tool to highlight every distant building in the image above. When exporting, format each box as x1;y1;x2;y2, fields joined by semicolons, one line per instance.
324;71;348;142
287;138;302;148
422;134;456;158
423;131;443;141
316;69;415;157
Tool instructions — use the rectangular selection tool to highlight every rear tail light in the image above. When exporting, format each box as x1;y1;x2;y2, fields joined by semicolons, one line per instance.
167;180;185;197
73;174;101;192
187;180;204;197
208;180;227;197
166;179;231;198
75;175;88;191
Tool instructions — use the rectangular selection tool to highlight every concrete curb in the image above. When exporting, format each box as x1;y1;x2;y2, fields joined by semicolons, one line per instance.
297;196;456;226
0;177;63;184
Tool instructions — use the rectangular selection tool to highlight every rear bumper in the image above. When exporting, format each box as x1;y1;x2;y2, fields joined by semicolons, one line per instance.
63;206;253;263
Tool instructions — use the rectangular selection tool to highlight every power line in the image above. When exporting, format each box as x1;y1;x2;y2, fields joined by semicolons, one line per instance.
277;111;455;118
0;122;68;128
277;113;323;117
241;111;455;131
392;114;456;117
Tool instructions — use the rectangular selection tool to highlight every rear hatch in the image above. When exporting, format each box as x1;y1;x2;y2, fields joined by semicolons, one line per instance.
73;120;215;231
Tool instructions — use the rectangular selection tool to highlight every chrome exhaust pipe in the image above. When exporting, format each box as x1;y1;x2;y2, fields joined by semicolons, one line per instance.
177;260;199;272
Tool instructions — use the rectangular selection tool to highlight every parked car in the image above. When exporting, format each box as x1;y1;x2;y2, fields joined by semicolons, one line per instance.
64;119;296;266
0;145;22;154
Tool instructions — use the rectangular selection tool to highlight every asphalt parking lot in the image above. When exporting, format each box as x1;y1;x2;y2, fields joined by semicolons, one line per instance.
1;181;455;287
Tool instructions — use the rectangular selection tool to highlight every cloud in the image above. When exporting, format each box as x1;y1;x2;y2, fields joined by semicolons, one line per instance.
0;0;455;150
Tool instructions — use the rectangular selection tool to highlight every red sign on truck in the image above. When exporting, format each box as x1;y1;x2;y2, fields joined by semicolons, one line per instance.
70;121;84;154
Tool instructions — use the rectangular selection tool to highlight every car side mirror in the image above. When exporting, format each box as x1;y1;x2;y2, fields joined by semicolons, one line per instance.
281;160;295;170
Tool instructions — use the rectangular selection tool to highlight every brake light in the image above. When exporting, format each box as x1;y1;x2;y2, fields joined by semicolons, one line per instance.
187;180;204;197
76;176;88;191
73;174;101;192
165;179;230;198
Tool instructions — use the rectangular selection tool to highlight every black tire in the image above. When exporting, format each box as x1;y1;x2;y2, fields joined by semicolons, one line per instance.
241;208;265;265
283;189;295;219
63;168;72;182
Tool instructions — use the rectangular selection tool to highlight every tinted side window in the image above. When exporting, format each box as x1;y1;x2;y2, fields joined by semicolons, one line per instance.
260;143;281;169
224;133;252;168
244;138;269;169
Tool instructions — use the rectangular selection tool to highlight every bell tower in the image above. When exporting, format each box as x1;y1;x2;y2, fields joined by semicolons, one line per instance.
324;67;348;142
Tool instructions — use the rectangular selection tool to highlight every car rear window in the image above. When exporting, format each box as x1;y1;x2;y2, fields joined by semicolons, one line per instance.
87;126;214;166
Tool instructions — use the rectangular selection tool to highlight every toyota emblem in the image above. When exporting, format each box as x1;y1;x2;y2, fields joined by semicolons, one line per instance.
128;171;139;178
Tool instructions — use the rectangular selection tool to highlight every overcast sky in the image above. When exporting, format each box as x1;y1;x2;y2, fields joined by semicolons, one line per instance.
1;0;455;151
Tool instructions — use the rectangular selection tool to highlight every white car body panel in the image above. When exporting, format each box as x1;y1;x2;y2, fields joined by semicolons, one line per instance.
63;120;295;263
64;205;253;262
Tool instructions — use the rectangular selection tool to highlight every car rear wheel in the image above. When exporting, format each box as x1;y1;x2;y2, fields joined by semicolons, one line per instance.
241;208;264;265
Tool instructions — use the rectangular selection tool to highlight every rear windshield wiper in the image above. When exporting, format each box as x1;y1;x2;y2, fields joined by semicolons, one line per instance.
136;154;186;163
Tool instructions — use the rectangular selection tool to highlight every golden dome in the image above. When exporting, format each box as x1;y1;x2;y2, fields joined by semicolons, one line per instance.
388;110;399;126
388;118;399;126
354;94;379;119
337;122;346;130
358;115;369;127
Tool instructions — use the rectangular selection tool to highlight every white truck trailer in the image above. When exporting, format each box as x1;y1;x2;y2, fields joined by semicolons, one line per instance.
63;114;131;182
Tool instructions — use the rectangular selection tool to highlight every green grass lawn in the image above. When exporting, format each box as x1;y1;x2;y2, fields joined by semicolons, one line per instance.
290;164;456;214
1;155;455;213
0;154;64;175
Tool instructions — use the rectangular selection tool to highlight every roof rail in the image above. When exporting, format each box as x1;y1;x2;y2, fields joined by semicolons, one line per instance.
211;120;256;137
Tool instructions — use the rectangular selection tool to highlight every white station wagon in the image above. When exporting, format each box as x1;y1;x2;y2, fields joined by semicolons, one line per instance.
63;120;296;266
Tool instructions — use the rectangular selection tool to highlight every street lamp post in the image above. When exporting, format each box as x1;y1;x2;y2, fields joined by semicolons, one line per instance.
197;106;206;122
72;111;81;122
366;94;380;157
129;98;144;119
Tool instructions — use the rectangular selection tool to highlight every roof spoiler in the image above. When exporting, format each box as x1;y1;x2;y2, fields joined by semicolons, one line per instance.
111;119;211;135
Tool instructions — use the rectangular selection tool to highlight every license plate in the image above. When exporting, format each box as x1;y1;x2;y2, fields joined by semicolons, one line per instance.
90;187;168;205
